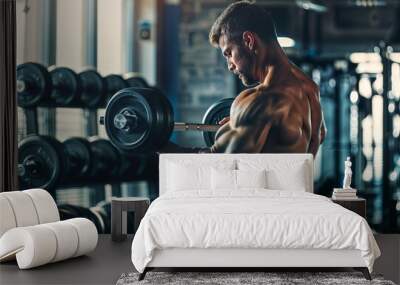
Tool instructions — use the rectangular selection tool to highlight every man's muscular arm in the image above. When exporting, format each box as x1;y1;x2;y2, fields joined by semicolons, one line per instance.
305;86;326;157
219;124;272;153
211;89;289;153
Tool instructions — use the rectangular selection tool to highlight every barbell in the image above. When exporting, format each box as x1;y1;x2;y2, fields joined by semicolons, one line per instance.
100;87;234;152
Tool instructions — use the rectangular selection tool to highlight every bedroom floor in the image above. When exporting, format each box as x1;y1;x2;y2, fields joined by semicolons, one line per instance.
0;234;398;285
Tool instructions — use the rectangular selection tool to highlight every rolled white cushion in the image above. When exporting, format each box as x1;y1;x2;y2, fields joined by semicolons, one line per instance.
0;196;17;237
42;221;79;262
65;218;98;257
0;226;57;269
0;191;39;227
0;218;98;269
23;189;60;223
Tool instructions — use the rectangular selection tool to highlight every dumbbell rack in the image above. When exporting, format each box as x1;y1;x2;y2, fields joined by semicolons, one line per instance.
17;62;153;205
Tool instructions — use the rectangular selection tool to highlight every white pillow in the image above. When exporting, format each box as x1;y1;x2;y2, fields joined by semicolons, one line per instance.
167;162;210;191
211;168;236;190
236;169;267;189
238;159;309;192
211;169;267;191
266;167;307;191
167;159;235;192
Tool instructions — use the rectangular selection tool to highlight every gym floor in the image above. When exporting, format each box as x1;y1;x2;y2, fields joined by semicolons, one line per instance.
0;235;399;285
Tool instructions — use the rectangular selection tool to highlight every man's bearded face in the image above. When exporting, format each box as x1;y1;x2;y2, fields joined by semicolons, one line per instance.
220;35;258;86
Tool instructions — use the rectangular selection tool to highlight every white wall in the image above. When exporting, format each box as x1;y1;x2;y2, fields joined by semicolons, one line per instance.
97;0;125;75
56;0;87;70
56;0;89;140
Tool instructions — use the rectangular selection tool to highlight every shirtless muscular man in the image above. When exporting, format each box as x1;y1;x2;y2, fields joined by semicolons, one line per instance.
163;1;326;156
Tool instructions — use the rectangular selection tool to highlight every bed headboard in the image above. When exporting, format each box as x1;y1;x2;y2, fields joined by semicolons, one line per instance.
159;153;314;195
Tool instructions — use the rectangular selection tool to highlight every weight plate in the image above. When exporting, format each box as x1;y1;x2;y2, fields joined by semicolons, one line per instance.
90;205;110;234
89;137;120;179
18;135;66;190
58;204;105;234
17;62;52;107
152;88;175;149
202;97;234;147
49;66;81;106
58;207;78;220
104;88;172;152
79;70;106;108
125;74;150;88
105;74;128;104
63;137;92;178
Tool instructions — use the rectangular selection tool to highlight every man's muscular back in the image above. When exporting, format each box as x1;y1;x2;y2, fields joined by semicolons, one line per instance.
211;79;312;153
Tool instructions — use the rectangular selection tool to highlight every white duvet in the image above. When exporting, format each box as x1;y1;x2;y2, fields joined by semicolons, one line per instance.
131;190;380;273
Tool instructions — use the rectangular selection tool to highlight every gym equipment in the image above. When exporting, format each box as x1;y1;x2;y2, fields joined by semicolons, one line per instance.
202;98;234;147
79;70;106;108
124;73;150;88
49;66;81;106
104;74;128;104
17;62;52;108
18;135;148;190
18;136;68;190
63;137;92;178
88;138;148;180
58;204;105;234
101;87;234;152
17;63;108;108
90;201;112;234
18;136;91;190
88;137;120;179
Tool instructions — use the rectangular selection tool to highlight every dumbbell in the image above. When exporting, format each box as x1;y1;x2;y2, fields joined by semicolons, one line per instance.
89;137;149;180
18;136;92;190
79;70;107;108
100;87;234;152
58;204;106;234
124;73;150;88
104;74;128;105
17;62;52;107
86;73;144;107
17;62;83;107
17;62;108;108
18;135;148;190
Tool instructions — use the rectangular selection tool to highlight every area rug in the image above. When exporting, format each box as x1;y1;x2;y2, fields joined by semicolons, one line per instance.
116;271;396;285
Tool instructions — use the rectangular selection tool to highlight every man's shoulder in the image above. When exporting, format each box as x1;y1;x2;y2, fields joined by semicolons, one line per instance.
237;85;290;100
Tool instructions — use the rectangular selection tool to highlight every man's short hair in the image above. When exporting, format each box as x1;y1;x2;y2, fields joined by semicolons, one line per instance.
209;1;277;47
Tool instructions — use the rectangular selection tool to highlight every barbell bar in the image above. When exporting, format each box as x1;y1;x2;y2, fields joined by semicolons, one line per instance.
100;87;234;152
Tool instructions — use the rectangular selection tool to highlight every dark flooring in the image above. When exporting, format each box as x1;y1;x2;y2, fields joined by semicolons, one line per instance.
0;235;134;285
0;234;399;285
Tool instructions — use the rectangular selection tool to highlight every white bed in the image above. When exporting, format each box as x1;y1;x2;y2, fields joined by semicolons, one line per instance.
131;154;380;280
